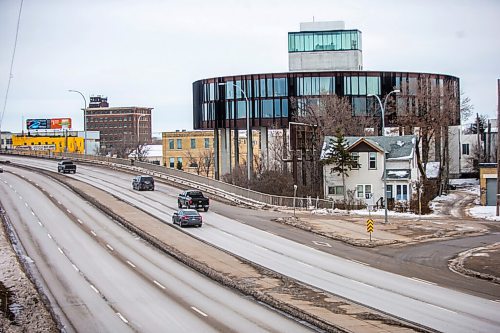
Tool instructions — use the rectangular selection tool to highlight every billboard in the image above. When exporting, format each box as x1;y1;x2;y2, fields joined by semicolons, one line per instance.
27;119;50;130
51;118;72;129
26;118;72;130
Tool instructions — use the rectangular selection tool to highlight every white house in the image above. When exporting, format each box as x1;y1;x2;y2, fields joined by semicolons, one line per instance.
321;135;419;206
128;144;163;164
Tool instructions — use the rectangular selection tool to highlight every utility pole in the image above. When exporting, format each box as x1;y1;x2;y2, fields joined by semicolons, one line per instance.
496;79;500;216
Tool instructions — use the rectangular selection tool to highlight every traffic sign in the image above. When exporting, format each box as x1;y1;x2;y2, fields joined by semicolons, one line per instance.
366;219;374;233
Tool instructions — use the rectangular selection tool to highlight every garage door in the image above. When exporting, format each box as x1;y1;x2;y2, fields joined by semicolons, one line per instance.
486;178;497;206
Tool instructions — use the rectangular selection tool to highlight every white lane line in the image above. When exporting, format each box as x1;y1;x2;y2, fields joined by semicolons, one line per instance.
31;211;35;216
57;201;61;204
49;194;53;197
77;219;83;224
67;209;72;214
57;247;64;254
427;303;457;314
116;313;128;323
18;196;22;199
153;280;166;290
24;202;28;207
90;285;100;294
410;277;437;286
297;261;313;268
38;222;42;226
349;259;370;266
72;264;79;272
106;244;114;251
191;306;208;317
47;233;52;239
35;183;39;186
126;260;136;268
91;230;97;237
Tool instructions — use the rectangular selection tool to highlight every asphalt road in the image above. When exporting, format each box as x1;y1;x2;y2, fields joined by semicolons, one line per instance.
4;156;500;332
0;164;316;333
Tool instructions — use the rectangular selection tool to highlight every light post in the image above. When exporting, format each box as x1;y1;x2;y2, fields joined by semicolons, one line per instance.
218;82;251;186
68;90;87;155
137;114;148;143
293;184;298;218
368;89;400;224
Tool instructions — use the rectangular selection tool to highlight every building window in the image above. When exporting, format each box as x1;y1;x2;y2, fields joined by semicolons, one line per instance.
357;184;372;198
351;152;359;169
169;157;175;168
191;138;196;149
328;186;344;195
176;139;182;149
396;184;408;201
369;152;377;169
169;139;174;149
204;138;210;148
177;157;183;169
462;143;469;155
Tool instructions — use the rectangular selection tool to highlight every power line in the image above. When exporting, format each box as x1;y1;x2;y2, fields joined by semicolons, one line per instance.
1;0;24;138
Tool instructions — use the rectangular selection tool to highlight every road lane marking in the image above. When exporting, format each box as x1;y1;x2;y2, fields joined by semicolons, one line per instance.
91;230;97;237
90;285;100;294
18;196;22;199
116;313;128;323
77;219;83;224
66;209;72;214
410;277;437;286
106;244;114;251
312;240;331;247
47;233;52;239
126;260;136;268
57;247;64;254
191;306;208;317
349;259;370;266
38;222;42;226
57;201;61;204
24;202;28;207
153;280;166;289
297;261;313;268
427;303;457;314
72;264;79;272
31;211;35;216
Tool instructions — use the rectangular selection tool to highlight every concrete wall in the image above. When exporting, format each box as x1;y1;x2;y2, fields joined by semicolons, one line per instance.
289;50;362;71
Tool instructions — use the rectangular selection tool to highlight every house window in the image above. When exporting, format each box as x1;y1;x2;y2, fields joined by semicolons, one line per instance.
177;157;183;169
169;157;175;168
328;186;344;195
356;184;372;198
462;143;469;155
169;139;174;149
176;139;182;149
369;152;377;169
190;138;196;149
204;138;210;148
396;184;408;201
351;152;359;169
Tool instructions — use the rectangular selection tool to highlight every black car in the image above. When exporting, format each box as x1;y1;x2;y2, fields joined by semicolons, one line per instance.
132;175;155;191
172;209;203;227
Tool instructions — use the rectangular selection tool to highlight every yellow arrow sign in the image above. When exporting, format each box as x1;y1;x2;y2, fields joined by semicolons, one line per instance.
366;219;374;233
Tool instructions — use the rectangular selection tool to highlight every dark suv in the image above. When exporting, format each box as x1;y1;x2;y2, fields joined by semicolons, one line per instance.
132;175;154;191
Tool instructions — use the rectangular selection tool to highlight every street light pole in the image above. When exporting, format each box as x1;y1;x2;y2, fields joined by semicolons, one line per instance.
368;89;400;224
137;114;147;143
219;82;251;186
68;90;87;155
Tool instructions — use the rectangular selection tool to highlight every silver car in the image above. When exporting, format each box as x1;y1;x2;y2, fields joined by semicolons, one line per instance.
172;209;203;227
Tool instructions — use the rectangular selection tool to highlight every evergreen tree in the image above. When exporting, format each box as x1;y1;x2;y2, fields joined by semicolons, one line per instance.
323;130;360;203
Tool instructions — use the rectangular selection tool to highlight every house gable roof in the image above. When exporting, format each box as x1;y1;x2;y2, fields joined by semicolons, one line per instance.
321;135;416;160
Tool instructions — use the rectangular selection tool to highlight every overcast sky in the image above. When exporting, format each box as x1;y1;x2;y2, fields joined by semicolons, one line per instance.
1;0;499;135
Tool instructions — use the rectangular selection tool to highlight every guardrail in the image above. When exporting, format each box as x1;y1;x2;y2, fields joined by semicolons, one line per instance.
0;150;346;210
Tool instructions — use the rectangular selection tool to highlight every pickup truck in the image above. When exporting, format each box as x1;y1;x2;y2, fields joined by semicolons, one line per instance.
178;190;209;211
57;160;76;174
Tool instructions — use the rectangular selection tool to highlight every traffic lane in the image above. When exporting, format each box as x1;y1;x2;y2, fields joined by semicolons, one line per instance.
1;171;226;332
190;212;500;333
209;200;500;298
0;172;131;333
6;167;316;333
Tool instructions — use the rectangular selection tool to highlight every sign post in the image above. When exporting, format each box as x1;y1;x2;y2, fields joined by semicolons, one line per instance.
366;218;374;242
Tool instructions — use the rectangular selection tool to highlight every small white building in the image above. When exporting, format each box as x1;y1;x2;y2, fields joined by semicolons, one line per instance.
129;144;163;164
321;135;418;206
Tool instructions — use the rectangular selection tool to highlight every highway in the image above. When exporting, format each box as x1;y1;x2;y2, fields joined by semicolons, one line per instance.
4;156;500;333
0;162;316;333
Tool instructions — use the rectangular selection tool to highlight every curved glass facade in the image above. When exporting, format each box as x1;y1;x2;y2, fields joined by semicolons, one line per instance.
193;71;460;131
288;30;361;52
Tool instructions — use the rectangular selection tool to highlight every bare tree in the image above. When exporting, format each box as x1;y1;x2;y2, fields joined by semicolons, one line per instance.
185;150;203;175
134;143;150;162
200;148;214;177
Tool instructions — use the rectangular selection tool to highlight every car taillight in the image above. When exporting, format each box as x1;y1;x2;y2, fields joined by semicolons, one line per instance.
189;200;193;204
182;216;189;220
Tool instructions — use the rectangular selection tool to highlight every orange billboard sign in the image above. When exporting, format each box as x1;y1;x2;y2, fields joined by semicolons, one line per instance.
50;118;72;129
